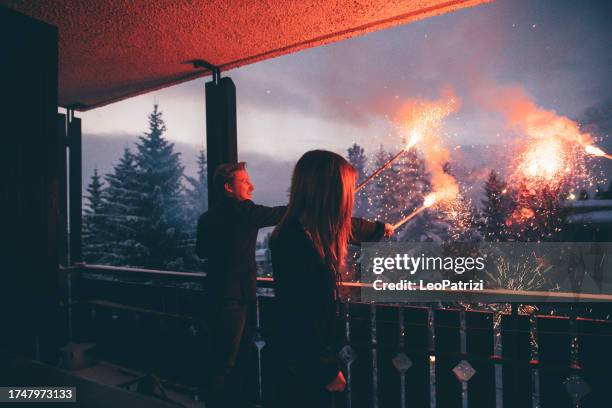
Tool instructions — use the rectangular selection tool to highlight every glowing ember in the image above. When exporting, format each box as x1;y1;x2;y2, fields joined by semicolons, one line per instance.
520;207;535;219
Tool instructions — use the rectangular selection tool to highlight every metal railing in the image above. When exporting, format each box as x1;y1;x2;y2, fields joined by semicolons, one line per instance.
63;264;612;407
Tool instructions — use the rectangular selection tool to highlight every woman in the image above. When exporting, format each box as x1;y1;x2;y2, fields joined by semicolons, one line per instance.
270;150;391;407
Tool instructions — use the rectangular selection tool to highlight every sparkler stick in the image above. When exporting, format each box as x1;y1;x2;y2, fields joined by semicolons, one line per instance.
392;205;427;229
355;129;424;192
392;194;437;230
355;149;405;192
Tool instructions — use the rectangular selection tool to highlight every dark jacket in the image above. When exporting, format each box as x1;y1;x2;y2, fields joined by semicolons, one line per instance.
270;216;385;385
196;198;286;302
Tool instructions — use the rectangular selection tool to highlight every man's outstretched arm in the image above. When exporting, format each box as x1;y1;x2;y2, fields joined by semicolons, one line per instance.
243;201;287;228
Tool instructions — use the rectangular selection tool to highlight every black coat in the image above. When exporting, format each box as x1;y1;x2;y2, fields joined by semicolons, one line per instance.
196;198;286;302
270;216;385;385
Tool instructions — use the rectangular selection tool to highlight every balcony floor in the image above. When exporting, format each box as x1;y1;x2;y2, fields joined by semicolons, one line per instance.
72;360;204;408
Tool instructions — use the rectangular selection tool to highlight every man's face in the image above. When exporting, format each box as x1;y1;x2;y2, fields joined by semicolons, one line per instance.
225;169;254;201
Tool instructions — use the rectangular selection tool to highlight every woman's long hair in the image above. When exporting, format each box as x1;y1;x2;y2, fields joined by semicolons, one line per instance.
275;150;357;278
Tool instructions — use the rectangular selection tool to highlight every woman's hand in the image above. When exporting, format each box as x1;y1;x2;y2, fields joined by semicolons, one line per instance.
383;223;395;238
325;371;347;392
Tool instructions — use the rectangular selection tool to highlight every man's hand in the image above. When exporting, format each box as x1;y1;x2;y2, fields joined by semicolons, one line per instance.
325;371;346;392
383;223;395;238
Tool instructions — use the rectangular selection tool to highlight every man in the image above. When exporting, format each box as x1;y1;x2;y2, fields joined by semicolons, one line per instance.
196;162;286;407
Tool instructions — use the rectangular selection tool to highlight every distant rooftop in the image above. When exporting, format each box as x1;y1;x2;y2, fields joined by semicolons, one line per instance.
562;199;612;209
566;210;612;224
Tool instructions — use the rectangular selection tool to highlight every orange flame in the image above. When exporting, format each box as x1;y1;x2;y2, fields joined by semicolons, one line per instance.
585;145;612;159
396;89;459;152
517;138;565;180
389;91;463;232
476;84;597;189
394;91;461;201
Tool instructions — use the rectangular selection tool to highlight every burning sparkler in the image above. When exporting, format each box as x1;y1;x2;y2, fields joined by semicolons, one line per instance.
481;84;601;195
357;93;459;193
516;138;566;181
405;129;423;150
584;145;612;160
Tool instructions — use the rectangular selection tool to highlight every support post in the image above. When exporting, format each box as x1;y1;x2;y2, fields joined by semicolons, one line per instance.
205;77;237;207
68;113;82;264
58;113;68;266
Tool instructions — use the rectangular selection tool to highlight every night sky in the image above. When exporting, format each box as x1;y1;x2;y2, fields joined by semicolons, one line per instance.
81;0;612;206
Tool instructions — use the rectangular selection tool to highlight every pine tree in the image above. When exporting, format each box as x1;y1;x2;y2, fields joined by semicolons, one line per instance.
133;104;187;270
533;186;566;241
451;201;482;242
480;170;512;242
359;145;435;241
506;182;565;242
182;150;209;272
101;148;145;266
367;145;398;222
393;148;430;241
347;143;368;217
418;164;452;244
83;169;106;263
185;150;208;222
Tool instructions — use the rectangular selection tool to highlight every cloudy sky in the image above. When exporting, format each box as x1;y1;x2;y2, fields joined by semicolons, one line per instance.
80;0;612;205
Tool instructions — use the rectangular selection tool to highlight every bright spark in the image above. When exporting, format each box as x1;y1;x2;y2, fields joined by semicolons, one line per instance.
520;139;563;180
423;193;437;207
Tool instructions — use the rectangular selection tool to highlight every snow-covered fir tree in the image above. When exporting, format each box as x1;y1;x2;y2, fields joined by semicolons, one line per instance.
357;144;446;242
133;104;188;270
83;168;107;263
184;149;208;223
436;162;482;243
101;148;145;266
182;149;208;271
393;148;430;241
480;170;513;242
533;186;567;241
451;200;482;242
347;143;368;218
418;176;452;244
366;145;400;223
506;182;565;242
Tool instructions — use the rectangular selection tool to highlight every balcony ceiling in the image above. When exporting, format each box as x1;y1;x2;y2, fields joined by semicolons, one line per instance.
2;0;489;111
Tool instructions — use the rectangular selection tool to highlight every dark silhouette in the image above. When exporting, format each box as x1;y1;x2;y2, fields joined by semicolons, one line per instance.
196;162;285;407
270;150;389;408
